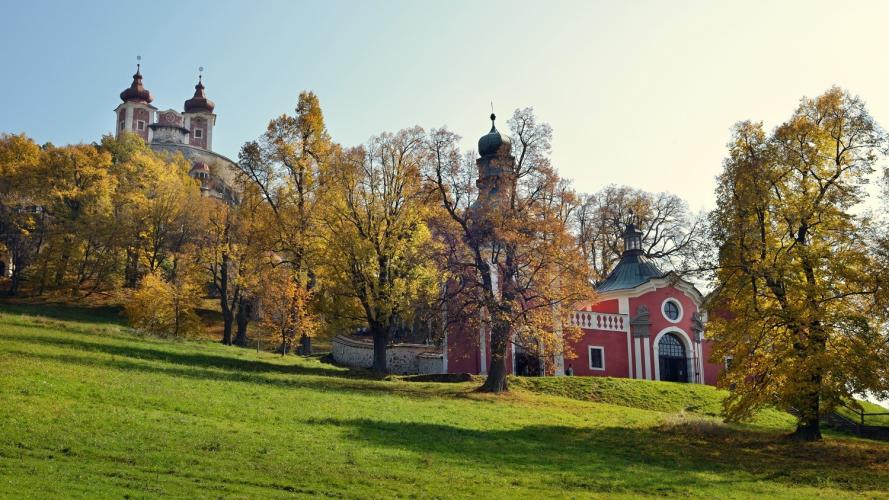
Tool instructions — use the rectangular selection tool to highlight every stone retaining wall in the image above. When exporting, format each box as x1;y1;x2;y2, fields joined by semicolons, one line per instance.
331;335;443;375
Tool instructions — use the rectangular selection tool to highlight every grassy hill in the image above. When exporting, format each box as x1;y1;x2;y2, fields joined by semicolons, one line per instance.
1;303;888;498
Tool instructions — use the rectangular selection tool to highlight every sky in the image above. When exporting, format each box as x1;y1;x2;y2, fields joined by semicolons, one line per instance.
2;0;889;212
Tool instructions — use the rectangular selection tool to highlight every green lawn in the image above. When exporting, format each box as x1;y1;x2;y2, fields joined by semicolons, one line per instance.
1;303;888;498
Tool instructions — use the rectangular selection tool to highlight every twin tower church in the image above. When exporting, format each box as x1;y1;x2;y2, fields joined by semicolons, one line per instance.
114;64;239;203
117;64;722;385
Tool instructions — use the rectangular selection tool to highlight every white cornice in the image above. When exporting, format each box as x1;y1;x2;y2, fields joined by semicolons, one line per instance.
596;272;704;308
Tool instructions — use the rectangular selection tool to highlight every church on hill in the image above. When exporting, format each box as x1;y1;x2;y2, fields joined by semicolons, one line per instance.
114;63;239;203
334;115;725;385
442;116;724;384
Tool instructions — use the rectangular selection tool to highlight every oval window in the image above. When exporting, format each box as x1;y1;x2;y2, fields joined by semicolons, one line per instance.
663;300;681;321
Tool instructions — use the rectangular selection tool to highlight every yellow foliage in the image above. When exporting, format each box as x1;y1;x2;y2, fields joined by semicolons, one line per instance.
124;270;204;338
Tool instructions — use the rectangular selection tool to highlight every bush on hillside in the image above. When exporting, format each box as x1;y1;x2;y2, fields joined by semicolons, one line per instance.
124;271;203;338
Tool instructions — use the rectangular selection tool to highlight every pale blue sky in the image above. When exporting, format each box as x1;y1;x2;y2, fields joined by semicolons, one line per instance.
2;0;889;211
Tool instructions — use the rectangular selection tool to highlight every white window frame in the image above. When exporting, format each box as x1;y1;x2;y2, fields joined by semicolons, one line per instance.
120;121;126;130
588;346;605;371
136;120;145;131
194;128;203;139
661;298;683;323
724;356;733;371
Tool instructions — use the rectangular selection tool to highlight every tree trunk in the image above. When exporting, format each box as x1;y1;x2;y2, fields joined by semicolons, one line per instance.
479;320;510;393
233;297;249;347
372;325;388;374
299;334;312;356
793;415;822;441
221;315;233;345
8;253;21;296
219;253;233;346
793;378;822;441
124;248;139;288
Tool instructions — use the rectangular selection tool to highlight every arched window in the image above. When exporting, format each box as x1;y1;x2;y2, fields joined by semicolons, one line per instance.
658;333;684;358
658;333;688;383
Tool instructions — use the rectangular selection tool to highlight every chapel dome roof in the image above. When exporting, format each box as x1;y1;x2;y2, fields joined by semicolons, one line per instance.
596;222;665;293
596;252;665;293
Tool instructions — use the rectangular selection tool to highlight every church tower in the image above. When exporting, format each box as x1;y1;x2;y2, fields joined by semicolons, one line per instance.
182;72;216;151
472;113;516;230
114;63;156;142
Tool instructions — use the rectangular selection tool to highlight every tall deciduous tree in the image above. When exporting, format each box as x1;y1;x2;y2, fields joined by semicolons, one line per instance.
319;127;440;373
238;91;332;350
708;88;889;441
426;109;593;392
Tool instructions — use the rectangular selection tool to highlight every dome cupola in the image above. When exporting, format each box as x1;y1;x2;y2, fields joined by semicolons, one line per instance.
119;64;153;104
596;222;664;293
478;113;511;157
184;76;215;113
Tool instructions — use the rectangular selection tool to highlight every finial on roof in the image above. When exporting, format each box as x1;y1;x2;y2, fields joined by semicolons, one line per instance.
120;56;152;104
184;68;215;113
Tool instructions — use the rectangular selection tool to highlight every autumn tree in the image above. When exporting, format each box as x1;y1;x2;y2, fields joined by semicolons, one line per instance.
0;134;44;295
708;88;889;441
258;264;318;355
203;185;271;346
28;143;118;294
576;185;703;280
101;134;205;288
319;128;440;373
238;91;332;350
426;109;593;392
125;267;204;338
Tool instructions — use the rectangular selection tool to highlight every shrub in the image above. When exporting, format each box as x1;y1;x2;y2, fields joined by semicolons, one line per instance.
124;270;203;337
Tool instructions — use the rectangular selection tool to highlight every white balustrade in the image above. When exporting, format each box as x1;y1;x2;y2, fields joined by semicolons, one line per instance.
571;311;629;332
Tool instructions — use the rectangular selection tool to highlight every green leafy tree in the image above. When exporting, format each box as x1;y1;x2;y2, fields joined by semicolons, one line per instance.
319;128;440;373
708;88;889;441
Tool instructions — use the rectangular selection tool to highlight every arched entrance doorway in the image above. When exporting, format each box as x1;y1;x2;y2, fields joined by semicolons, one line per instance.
658;333;688;383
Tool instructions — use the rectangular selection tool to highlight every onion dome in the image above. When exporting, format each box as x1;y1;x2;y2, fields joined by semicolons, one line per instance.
596;223;665;293
478;113;511;157
184;76;215;113
120;64;153;104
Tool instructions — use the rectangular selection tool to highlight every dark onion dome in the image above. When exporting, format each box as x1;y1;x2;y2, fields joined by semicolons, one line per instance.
120;64;153;104
478;113;511;157
596;223;665;293
184;76;215;113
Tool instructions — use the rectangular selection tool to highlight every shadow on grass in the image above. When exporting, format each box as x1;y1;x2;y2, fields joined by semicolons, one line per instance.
2;330;347;379
10;348;465;403
308;418;889;494
0;301;126;325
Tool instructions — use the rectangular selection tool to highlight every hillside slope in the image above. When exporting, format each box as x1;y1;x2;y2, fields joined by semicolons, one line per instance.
1;303;888;498
511;375;794;429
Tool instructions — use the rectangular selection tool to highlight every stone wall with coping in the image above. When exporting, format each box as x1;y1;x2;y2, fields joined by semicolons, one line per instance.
331;335;442;375
417;352;445;375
